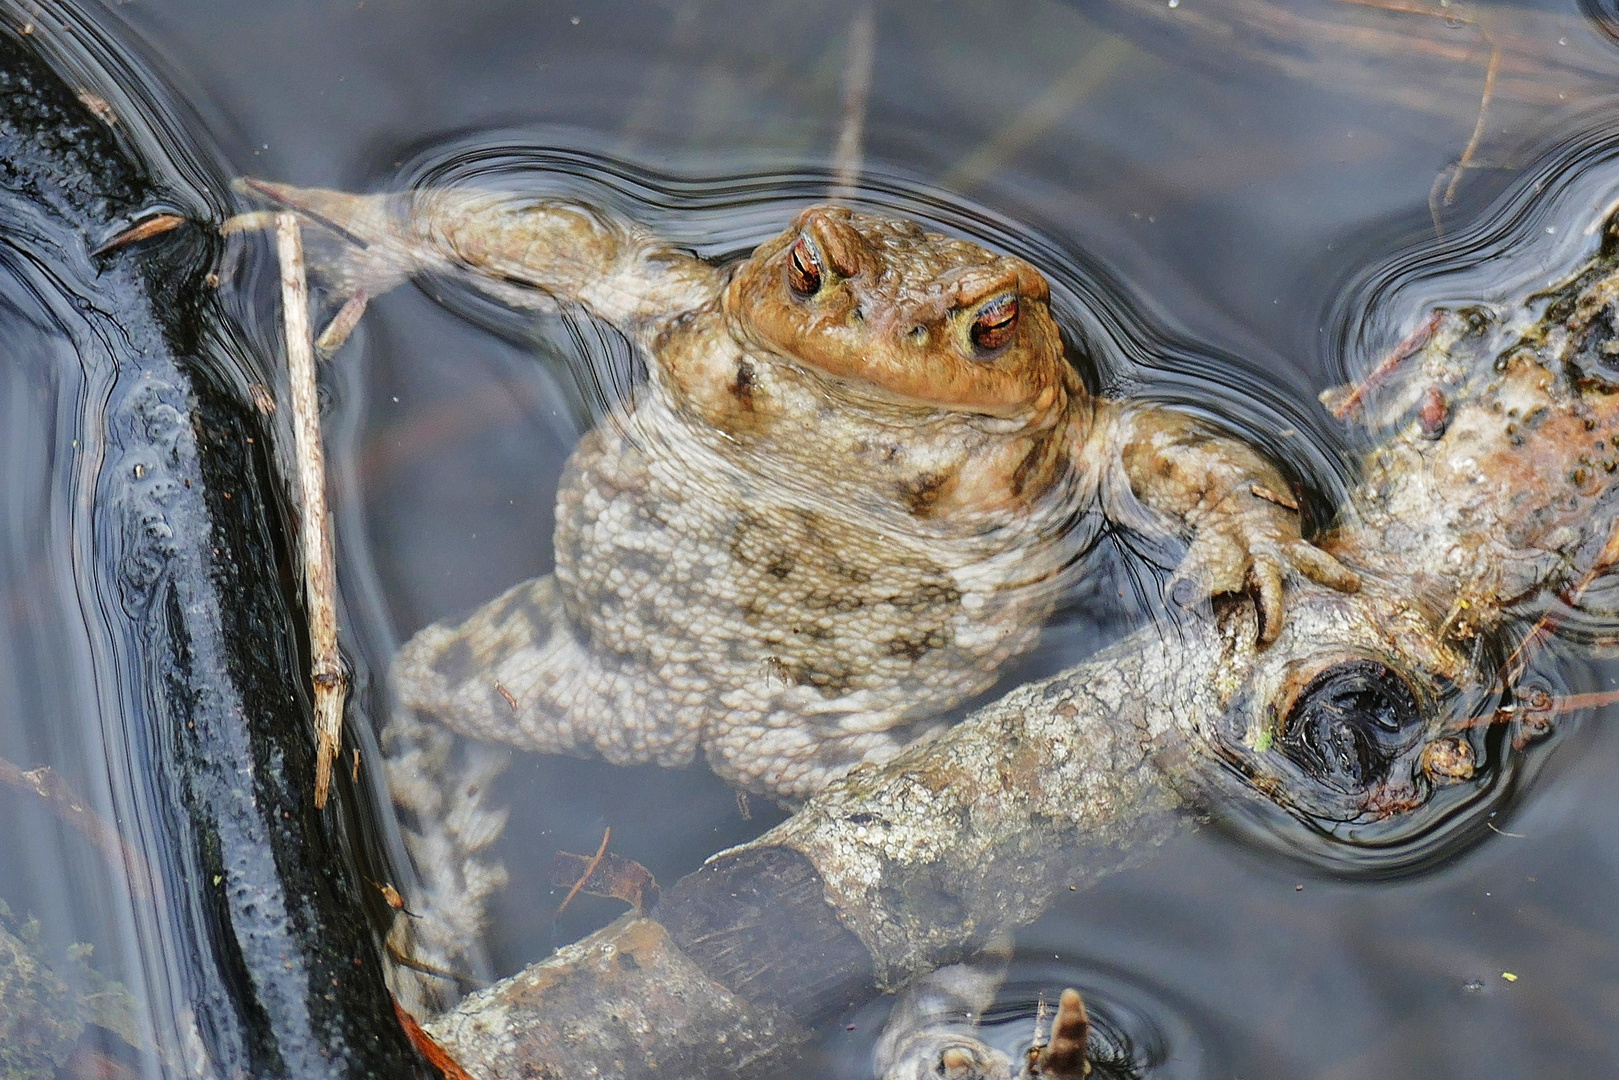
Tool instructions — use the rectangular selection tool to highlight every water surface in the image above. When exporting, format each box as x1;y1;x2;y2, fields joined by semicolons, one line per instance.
6;1;1619;1076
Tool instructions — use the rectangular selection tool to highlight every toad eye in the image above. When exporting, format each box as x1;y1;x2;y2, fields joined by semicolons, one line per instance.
969;294;1019;353
786;236;823;297
1280;659;1425;793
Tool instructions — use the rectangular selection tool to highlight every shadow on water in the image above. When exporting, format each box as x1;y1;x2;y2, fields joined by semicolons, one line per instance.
5;0;1619;1077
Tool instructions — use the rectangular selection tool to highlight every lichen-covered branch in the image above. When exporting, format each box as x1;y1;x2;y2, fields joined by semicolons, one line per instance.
425;617;1201;1078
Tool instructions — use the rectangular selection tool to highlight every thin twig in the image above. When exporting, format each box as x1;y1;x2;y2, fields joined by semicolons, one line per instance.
274;213;348;808
1454;686;1619;731
1330;309;1443;418
1116;0;1606;125
555;826;611;918
386;941;481;986
1445;42;1501;205
944;35;1133;192
1325;0;1502;222
1541;687;1619;712
90;212;186;257
829;3;876;202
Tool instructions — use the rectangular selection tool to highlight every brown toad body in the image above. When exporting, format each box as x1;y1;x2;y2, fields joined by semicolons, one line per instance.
242;180;1357;798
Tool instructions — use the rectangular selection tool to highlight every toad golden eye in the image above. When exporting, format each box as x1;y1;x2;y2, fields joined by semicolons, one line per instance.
970;294;1019;352
786;236;823;296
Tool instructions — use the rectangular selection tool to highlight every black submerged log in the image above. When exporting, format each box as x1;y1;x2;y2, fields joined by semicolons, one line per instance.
0;16;431;1077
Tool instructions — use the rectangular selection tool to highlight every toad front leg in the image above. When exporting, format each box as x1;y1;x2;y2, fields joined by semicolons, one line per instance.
232;180;724;759
229;178;722;344
1097;402;1360;645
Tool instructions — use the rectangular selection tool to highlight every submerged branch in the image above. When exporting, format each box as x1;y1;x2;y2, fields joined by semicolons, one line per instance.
424;622;1199;1078
0;756;155;903
1105;0;1610;120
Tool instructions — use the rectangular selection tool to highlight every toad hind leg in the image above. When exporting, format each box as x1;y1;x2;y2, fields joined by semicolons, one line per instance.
392;574;696;768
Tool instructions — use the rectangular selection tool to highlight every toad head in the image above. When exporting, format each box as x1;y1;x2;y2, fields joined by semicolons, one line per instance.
725;205;1071;420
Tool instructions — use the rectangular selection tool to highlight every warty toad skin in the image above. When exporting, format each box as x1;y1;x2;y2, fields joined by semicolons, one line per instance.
239;180;1358;798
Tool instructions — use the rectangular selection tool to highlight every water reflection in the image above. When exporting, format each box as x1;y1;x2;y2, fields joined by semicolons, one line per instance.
0;20;195;1071
830;949;1224;1080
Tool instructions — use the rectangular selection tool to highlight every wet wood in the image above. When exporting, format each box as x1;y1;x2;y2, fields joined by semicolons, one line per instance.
0;23;433;1075
658;845;878;1024
427;639;1192;1076
426;917;808;1080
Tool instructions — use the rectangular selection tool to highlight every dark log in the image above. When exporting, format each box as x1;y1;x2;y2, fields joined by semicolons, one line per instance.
0;14;431;1077
658;845;877;1025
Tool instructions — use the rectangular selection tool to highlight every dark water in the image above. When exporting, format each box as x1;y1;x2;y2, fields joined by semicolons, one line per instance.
6;0;1619;1076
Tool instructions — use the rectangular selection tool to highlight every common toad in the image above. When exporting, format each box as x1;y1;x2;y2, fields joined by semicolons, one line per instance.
240;181;1357;798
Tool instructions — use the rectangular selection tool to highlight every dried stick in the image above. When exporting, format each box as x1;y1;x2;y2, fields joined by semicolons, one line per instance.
274;212;347;808
90;212;186;257
1457;686;1619;731
554;825;611;917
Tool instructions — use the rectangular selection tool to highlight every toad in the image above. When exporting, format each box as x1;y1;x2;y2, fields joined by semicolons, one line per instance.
238;180;1358;798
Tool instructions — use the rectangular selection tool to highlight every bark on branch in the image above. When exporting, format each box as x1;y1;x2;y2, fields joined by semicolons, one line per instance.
424;614;1209;1078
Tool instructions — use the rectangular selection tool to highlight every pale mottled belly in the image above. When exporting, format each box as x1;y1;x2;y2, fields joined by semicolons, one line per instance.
553;421;1054;737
